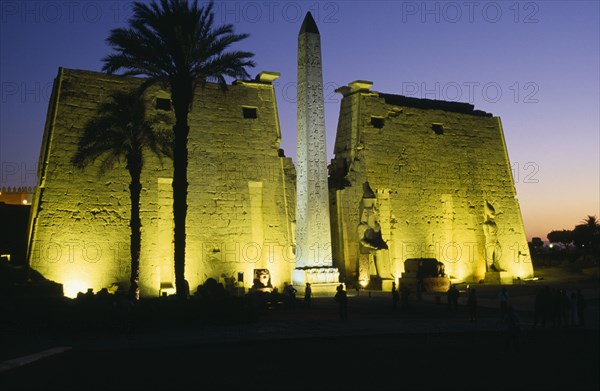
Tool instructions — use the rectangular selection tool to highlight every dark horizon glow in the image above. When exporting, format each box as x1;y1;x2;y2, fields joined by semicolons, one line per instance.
1;1;598;241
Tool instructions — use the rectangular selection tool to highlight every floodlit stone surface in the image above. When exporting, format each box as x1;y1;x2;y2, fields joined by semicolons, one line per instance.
295;12;333;273
28;68;296;297
329;87;534;286
292;12;340;290
27;66;534;296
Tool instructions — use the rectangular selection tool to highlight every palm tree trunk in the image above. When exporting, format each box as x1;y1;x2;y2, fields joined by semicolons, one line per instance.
172;84;191;299
129;163;142;302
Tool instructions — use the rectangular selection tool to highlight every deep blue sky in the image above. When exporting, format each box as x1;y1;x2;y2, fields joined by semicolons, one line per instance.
1;0;598;240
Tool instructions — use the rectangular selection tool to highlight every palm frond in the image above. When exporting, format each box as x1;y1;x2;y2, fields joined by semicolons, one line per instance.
103;0;254;86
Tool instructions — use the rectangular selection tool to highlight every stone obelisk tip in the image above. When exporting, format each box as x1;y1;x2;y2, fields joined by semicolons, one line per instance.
299;11;319;35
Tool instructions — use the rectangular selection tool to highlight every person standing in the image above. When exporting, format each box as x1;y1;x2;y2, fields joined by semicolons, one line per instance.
560;289;570;328
498;287;509;319
447;284;459;312
569;291;578;327
304;282;312;308
577;290;586;326
505;306;522;351
335;284;348;320
467;288;477;322
533;287;545;329
400;285;411;312
392;282;400;310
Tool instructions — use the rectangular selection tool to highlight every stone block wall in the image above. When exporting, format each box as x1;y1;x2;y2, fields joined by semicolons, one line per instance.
27;69;533;296
184;79;296;292
330;85;533;286
28;68;295;297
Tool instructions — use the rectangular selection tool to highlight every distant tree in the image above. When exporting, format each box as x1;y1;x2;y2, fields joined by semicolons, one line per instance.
572;215;600;253
530;237;544;249
547;230;573;248
531;237;544;247
72;90;172;301
102;0;255;298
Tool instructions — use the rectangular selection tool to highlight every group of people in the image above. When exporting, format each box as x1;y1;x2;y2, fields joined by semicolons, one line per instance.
446;284;588;340
281;281;347;319
533;287;586;328
443;284;470;317
282;281;589;331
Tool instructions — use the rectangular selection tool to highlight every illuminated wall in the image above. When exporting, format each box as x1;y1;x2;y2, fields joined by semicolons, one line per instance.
184;73;296;294
329;82;534;287
28;68;533;298
28;68;296;297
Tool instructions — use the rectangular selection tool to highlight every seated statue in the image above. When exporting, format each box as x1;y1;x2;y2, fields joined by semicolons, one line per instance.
357;182;388;251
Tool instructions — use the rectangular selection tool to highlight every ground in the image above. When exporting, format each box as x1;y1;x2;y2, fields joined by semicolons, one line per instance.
0;264;598;390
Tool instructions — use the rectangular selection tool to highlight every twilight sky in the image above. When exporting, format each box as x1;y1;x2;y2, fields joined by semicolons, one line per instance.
1;0;598;241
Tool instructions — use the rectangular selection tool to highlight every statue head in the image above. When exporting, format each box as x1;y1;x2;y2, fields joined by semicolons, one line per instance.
253;269;273;292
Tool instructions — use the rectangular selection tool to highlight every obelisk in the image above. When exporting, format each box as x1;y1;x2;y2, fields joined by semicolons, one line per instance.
293;12;339;289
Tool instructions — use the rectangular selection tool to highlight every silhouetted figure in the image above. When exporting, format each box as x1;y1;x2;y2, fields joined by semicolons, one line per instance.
283;282;297;309
551;288;560;328
544;287;558;327
416;261;424;301
335;284;348;320
304;282;312;308
505;306;521;351
577;290;586;326
392;282;399;310
498;287;509;319
269;287;281;308
533;287;545;329
400;285;410;311
560;289;570;328
569;291;579;326
541;286;552;327
447;284;459;312
467;288;477;322
116;292;134;336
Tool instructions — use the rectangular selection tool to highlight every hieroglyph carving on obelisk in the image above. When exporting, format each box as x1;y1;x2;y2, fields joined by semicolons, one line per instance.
295;11;333;271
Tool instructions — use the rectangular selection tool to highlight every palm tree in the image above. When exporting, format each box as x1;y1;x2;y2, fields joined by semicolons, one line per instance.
72;90;172;301
573;215;600;254
581;215;600;229
102;0;255;298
